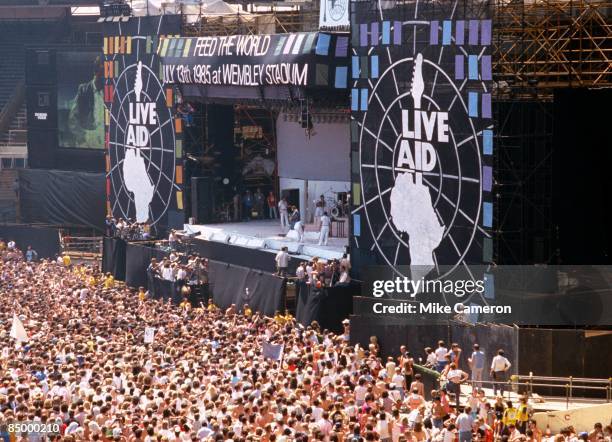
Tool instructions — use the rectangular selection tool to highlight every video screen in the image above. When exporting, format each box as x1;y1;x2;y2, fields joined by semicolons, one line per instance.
57;51;105;149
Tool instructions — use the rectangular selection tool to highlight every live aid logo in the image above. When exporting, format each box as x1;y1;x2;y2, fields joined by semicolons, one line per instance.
396;108;449;184
394;53;450;185
126;60;158;149
126;102;157;147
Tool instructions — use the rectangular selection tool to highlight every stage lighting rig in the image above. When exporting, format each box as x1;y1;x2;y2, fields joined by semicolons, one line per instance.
299;98;313;137
98;0;131;22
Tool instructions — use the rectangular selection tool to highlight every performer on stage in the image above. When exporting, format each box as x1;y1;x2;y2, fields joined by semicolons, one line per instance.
278;197;289;229
314;195;326;228
294;219;305;243
319;211;331;246
289;206;300;230
267;191;278;219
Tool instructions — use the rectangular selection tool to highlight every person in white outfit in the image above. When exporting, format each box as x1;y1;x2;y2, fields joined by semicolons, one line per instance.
318;212;330;246
278;197;289;229
294;220;305;243
314;195;325;229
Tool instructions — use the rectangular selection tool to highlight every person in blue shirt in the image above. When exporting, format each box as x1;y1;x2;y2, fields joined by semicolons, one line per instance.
25;245;38;262
468;343;486;388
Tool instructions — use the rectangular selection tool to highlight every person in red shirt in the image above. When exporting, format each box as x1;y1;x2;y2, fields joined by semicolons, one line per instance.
267;191;278;219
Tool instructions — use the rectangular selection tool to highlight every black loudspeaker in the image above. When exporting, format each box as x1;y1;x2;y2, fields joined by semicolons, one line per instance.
191;177;215;224
27;129;58;169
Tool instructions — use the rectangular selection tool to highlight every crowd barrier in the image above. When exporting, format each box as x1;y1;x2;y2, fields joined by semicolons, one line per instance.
146;270;209;306
101;236;358;326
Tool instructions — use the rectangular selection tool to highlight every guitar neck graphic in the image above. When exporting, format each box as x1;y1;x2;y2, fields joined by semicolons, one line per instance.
410;53;424;110
134;60;143;103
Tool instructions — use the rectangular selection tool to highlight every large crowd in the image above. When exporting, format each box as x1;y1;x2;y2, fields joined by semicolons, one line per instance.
0;241;610;442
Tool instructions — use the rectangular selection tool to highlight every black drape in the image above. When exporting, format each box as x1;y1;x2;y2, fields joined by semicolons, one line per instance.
0;224;60;258
295;282;357;333
18;169;105;231
146;270;210;305
207;260;285;315
191;239;300;274
125;243;168;288
102;237;127;280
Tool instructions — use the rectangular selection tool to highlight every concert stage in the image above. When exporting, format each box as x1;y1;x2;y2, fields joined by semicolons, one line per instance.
183;219;348;265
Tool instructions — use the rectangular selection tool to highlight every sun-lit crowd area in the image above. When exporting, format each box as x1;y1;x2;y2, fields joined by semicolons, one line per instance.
0;242;610;442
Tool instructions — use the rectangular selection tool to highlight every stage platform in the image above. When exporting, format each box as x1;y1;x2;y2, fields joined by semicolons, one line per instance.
458;384;608;413
182;219;348;266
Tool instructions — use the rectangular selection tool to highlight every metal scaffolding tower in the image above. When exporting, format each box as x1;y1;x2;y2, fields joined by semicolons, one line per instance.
493;0;612;91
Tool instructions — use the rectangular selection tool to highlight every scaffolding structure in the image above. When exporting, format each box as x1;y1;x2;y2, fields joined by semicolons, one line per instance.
493;99;556;265
491;0;611;264
180;4;319;37
493;0;612;92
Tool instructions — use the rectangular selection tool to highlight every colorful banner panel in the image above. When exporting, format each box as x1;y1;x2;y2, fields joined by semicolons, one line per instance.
103;15;183;229
158;32;349;89
350;0;494;281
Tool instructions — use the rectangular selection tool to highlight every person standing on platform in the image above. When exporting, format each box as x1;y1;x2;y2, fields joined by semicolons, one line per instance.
254;188;265;219
435;340;449;372
444;362;469;409
267;191;278;219
275;246;289;277
319;211;331;246
279;197;289;229
168;230;178;250
105;215;114;236
233;191;241;222
448;342;463;367
289;206;300;230
490;349;512;396
294;219;305;243
468;343;486;388
314;195;325;229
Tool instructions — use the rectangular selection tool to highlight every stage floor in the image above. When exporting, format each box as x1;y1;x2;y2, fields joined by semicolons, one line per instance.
185;219;348;261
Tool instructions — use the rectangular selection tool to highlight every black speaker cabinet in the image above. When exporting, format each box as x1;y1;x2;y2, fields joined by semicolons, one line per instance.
191;176;215;224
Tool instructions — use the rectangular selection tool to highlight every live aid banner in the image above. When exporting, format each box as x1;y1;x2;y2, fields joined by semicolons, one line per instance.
158;32;350;89
349;0;494;283
103;15;184;230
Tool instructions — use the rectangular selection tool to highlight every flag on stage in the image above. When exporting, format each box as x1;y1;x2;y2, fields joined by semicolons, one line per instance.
262;341;284;361
10;314;28;343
